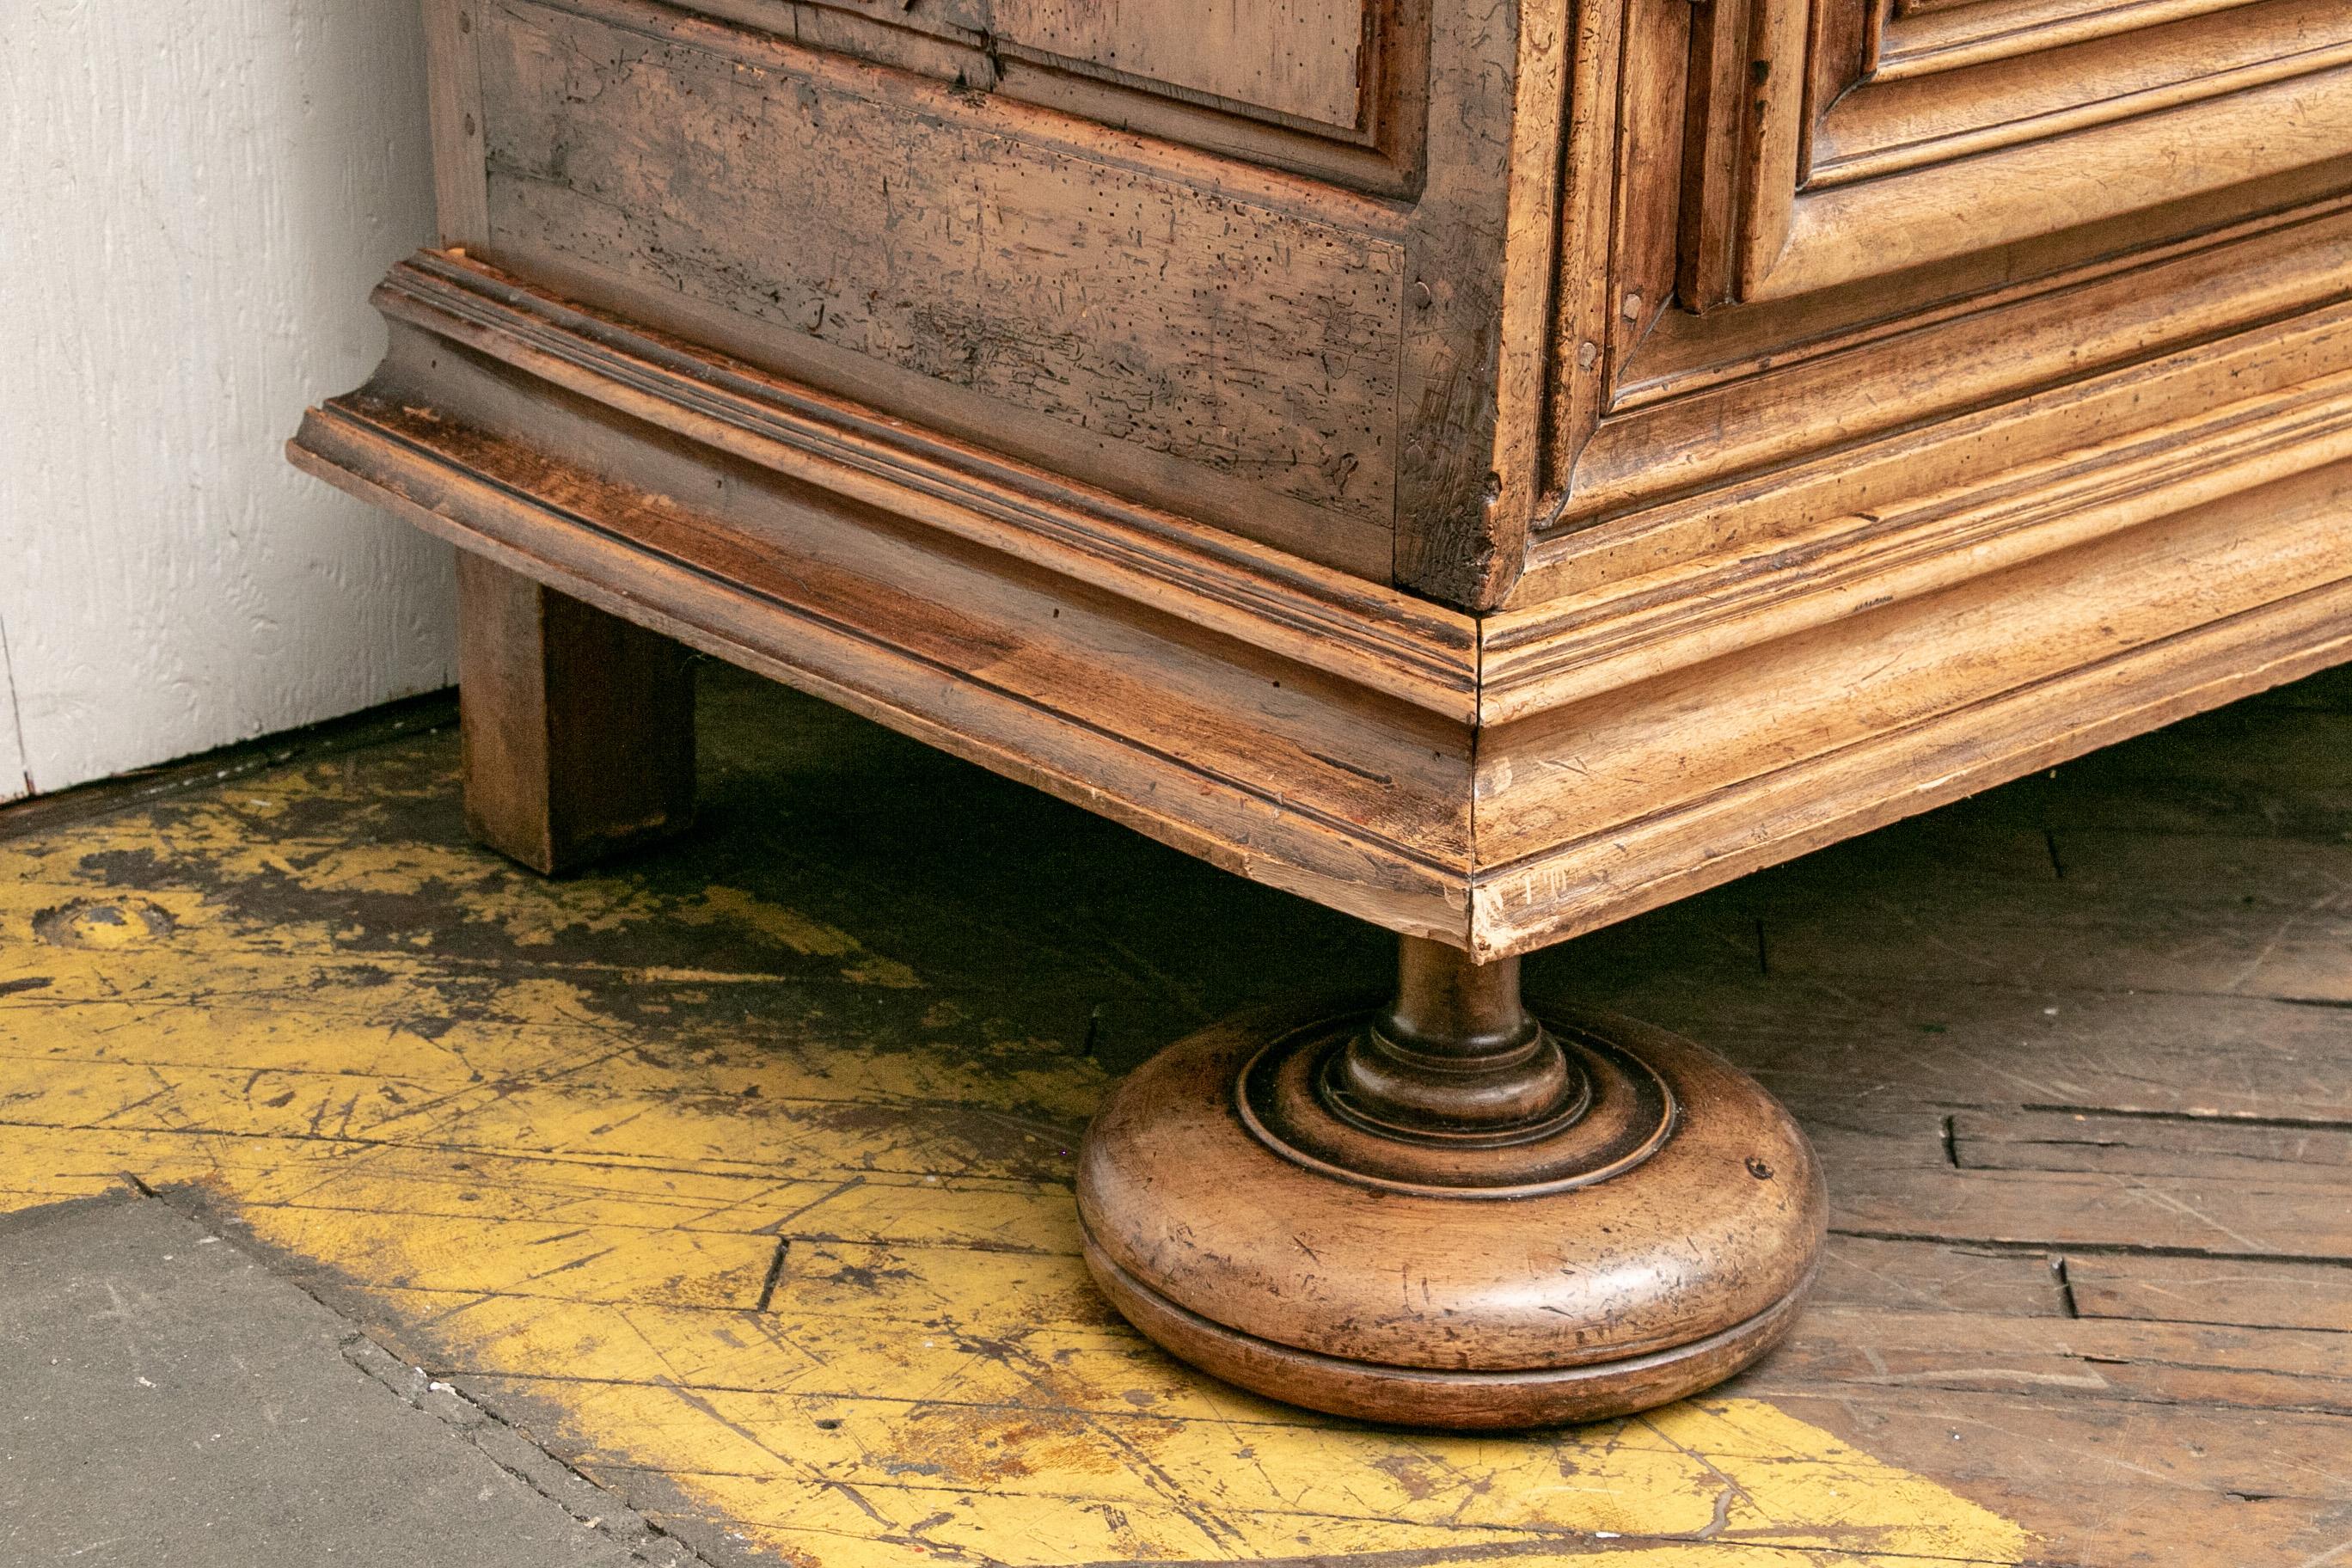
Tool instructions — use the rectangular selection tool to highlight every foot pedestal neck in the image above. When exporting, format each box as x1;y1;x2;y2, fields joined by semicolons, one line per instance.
1077;937;1826;1429
1327;938;1576;1136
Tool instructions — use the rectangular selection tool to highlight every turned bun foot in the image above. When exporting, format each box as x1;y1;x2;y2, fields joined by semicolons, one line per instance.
1076;938;1825;1429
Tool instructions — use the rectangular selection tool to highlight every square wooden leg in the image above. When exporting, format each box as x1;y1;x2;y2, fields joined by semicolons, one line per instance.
456;551;696;875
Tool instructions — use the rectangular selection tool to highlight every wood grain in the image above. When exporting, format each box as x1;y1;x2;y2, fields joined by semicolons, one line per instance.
1472;462;2352;956
1883;0;2292;77
369;254;1473;719
420;0;488;247
297;239;2352;957
991;0;1371;129
290;352;1479;940
1540;0;2352;554
1771;60;2352;299
476;0;1406;557
1077;981;1826;1427
672;0;1424;191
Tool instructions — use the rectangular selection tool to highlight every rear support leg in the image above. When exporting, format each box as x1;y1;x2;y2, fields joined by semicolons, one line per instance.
456;551;695;875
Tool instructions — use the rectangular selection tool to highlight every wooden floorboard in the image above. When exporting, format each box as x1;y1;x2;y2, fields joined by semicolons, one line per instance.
1;658;2347;1567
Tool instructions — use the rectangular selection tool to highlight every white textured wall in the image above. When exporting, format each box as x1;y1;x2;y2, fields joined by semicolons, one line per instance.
0;0;457;803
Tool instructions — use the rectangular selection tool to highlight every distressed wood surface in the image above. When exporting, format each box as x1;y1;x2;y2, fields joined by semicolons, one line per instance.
474;0;1406;562
676;0;1422;189
422;0;488;247
989;0;1373;128
3;660;2349;1565
292;369;1480;940
397;0;2352;619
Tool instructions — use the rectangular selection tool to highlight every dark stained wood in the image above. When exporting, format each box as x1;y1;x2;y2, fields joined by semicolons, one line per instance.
1765;1385;2352;1568
1807;1234;2071;1317
1387;0;1554;609
456;550;696;874
1759;1308;2352;1415
1950;1108;2352;1179
1327;938;1575;1130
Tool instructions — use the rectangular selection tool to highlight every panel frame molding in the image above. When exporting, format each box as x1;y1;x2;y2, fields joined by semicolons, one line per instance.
1681;0;2352;308
1536;0;2352;549
452;0;1436;199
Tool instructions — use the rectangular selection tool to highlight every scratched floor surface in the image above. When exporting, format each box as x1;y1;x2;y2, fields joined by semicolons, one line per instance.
3;661;2348;1568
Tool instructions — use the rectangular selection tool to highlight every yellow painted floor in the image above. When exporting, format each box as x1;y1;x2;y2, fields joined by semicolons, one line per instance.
6;664;2349;1566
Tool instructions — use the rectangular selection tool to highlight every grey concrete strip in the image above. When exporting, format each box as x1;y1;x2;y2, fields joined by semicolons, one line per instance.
0;1194;707;1567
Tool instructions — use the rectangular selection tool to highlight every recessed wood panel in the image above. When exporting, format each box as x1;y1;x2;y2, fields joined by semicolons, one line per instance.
665;0;1421;191
1540;0;2352;536
1645;0;2352;326
1771;62;2352;298
1743;0;2352;303
787;0;1375;130
993;0;1372;130
1819;0;2352;183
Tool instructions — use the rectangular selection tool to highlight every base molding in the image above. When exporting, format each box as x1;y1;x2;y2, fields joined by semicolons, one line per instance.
291;390;1478;943
1473;469;2352;955
292;253;2352;955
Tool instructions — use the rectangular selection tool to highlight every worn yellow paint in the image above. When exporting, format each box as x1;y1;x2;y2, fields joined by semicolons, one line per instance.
0;748;2037;1566
689;885;926;990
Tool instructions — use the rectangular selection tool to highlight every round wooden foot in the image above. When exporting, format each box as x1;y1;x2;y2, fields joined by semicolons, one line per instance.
1076;940;1826;1430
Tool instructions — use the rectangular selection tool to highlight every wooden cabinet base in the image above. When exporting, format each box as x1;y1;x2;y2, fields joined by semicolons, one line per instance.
1076;940;1826;1428
290;0;2352;1433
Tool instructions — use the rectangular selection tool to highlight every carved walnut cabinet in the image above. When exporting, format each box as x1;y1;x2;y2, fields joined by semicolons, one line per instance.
294;0;2352;1426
